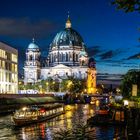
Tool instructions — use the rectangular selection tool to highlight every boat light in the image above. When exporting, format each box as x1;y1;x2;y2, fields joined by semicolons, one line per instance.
40;109;45;113
22;107;27;111
19;114;24;117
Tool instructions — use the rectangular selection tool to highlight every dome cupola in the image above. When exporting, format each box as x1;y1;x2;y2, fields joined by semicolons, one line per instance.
50;15;84;48
79;48;88;57
28;38;39;49
48;14;88;67
65;14;71;28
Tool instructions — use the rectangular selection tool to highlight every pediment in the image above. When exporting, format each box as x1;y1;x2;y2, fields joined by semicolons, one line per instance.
52;64;71;69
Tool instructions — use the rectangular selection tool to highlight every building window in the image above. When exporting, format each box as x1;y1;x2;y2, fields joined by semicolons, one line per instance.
29;55;33;60
12;54;17;62
66;53;68;61
2;61;5;69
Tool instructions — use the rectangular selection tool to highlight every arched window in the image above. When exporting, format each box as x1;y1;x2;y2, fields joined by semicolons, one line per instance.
70;52;73;61
54;53;56;62
76;54;78;62
29;55;33;60
59;53;61;62
73;52;75;62
66;53;68;61
62;53;65;62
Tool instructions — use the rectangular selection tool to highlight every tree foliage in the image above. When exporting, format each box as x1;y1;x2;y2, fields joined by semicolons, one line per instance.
19;77;86;93
112;0;140;13
65;76;86;93
121;69;140;97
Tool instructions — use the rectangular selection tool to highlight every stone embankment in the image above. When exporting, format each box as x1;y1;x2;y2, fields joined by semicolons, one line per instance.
0;94;60;115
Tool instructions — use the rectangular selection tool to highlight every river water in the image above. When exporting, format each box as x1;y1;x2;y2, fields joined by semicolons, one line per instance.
0;104;126;140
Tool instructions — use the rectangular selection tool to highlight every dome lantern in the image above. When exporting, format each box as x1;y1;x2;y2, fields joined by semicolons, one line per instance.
65;13;71;28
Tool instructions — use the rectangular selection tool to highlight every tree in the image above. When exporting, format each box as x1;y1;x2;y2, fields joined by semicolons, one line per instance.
121;69;140;97
112;0;140;13
67;77;86;93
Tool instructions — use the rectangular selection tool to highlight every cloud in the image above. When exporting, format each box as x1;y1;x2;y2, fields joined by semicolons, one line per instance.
98;48;124;60
87;46;104;57
127;52;140;60
0;18;59;38
99;50;114;60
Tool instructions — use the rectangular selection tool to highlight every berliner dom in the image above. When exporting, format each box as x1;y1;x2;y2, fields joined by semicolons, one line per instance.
24;15;96;93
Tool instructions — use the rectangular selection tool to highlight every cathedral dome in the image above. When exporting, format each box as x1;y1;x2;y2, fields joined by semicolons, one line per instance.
50;16;84;47
28;38;39;49
48;15;88;67
51;28;84;47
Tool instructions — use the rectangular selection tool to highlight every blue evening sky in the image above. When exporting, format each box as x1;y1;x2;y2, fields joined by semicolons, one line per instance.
0;0;139;74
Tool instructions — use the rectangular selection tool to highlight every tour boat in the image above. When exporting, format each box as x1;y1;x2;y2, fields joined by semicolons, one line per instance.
87;106;126;126
12;104;65;126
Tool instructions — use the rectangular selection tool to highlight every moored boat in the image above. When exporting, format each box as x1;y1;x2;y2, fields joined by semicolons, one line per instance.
87;106;126;126
12;104;65;126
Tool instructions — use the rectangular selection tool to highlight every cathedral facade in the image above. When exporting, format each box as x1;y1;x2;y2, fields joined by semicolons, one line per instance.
24;16;91;84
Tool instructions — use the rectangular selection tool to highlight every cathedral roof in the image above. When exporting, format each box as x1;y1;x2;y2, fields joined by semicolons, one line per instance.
28;38;39;49
50;16;85;48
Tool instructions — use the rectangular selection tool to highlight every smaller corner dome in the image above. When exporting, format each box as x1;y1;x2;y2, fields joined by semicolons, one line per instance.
28;38;39;49
79;49;88;57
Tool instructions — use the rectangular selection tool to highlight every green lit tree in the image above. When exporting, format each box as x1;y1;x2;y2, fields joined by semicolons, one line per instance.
66;76;86;94
121;69;140;97
112;0;140;13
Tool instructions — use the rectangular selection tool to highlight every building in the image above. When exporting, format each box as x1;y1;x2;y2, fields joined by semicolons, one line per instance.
24;16;96;86
87;58;97;94
0;42;18;94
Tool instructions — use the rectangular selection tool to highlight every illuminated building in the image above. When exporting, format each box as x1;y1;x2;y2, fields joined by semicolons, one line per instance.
87;58;97;94
0;42;18;93
24;38;41;84
24;15;90;84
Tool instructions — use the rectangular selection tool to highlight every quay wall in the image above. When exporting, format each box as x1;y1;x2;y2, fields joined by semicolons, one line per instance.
0;94;62;114
0;94;54;99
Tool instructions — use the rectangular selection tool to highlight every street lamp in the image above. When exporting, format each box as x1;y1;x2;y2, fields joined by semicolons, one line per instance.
46;82;49;93
124;100;129;106
67;80;73;93
84;89;87;94
39;85;42;94
59;79;62;92
53;81;55;91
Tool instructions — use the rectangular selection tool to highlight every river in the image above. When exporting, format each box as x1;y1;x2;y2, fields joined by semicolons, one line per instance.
0;104;126;140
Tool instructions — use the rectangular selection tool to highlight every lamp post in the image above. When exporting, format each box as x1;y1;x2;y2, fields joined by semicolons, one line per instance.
53;81;55;92
59;79;62;92
67;80;73;93
39;85;42;94
84;89;87;94
46;82;49;93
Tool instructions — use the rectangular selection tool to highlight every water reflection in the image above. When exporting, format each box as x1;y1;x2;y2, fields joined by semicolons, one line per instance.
0;104;126;140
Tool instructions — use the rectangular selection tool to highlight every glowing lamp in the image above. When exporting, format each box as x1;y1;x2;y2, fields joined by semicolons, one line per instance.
22;107;27;111
40;109;45;113
124;100;129;106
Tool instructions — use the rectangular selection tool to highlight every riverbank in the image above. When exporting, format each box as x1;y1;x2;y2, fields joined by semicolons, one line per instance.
0;95;62;114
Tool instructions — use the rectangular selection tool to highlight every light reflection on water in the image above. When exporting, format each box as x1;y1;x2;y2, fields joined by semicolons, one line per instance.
0;104;125;140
